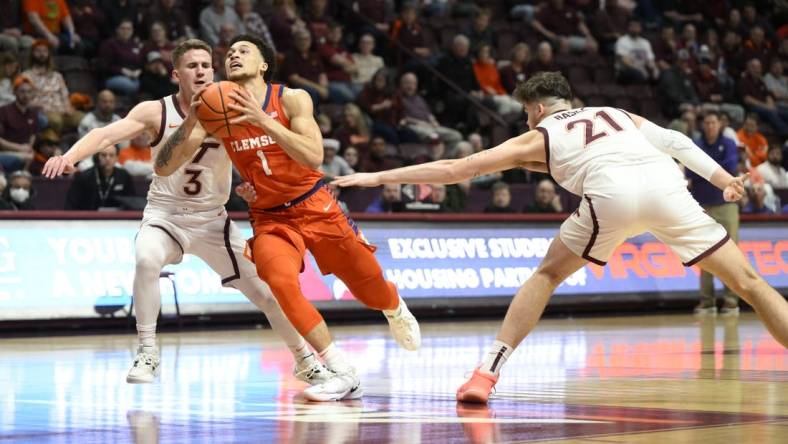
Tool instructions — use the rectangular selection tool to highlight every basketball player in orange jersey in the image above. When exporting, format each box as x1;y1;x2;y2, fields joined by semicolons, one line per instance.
153;34;421;401
334;72;788;403
41;39;333;387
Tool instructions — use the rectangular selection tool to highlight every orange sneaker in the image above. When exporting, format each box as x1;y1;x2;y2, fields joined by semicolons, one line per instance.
456;369;498;404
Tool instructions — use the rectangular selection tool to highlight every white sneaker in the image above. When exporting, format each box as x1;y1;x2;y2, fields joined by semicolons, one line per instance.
294;355;334;385
126;346;160;384
385;298;421;351
303;369;363;401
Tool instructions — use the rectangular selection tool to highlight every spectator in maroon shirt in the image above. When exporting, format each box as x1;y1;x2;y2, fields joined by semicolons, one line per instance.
591;0;630;53
652;25;677;71
721;30;746;81
500;42;530;94
742;26;773;68
319;22;359;101
695;58;744;124
281;28;353;105
389;3;432;70
350;0;392;53
738;58;788;136
725;9;748;38
98;19;143;96
0;76;38;172
67;0;105;57
360;135;402;173
358;68;401;144
141;21;176;73
303;0;331;45
525;41;560;78
464;8;494;52
530;0;598;54
141;0;195;43
742;3;775;39
268;0;306;54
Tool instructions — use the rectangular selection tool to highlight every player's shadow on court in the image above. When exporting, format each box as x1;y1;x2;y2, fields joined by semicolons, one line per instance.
697;316;740;379
456;403;498;444
127;410;160;444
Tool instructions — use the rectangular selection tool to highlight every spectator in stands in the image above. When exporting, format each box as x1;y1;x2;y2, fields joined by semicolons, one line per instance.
737;114;769;168
99;0;139;36
524;179;562;213
453;139;501;187
24;41;83;134
303;0;331;44
719;112;742;147
0;0;34;56
358;68;400;144
725;8;747;38
199;0;243;47
473;42;522;116
411;132;446;165
740;181;773;214
319;138;354;179
467;132;483;153
464;7;493;52
678;23;699;57
436;34;484;128
142;21;176;73
28;128;61;176
764;60;787;111
69;0;104;57
0;52;20;107
212;22;239;80
687;111;740;315
0;173;10;210
23;0;82;54
65;146;136;210
281;28;337;105
525;42;559;78
652;25;677;71
396;72;462;148
742;4;774;38
695;58;745;124
268;0;306;54
342;146;360;171
78;89;122;140
484;181;517;213
365;183;405;213
352;0;391;43
388;2;432;71
0;76;38;172
658;49;699;118
334;103;370;150
351;34;384;91
236;0;276;53
668;108;700;139
591;0;629;53
721;30;746;81
757;145;788;189
317;112;332;139
499;43;530;94
142;0;195;43
614;20;658;85
738;58;788;136
743;26;773;67
3;170;35;210
318;22;358;102
140;51;177;99
530;0;598;54
118;131;153;177
98;19;143;97
360;135;402;172
662;2;703;27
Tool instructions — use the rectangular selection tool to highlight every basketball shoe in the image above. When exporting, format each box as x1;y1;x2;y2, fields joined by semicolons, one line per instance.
456;369;498;404
126;345;160;383
385;297;421;351
294;356;334;385
303;369;363;401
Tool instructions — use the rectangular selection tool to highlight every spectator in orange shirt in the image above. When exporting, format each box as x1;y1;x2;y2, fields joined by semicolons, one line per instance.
23;0;82;54
472;42;523;116
118;132;153;177
736;114;769;167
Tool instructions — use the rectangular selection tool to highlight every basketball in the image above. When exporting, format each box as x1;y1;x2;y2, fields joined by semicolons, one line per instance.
196;81;244;138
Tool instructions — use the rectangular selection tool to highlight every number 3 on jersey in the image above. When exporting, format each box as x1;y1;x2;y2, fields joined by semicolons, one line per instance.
257;150;273;175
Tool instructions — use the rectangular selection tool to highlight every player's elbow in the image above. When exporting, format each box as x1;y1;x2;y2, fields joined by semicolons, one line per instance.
307;147;323;169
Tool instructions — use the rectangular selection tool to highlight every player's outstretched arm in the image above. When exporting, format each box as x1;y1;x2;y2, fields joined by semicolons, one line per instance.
628;112;747;200
228;87;323;169
42;100;160;178
333;130;546;188
154;96;208;177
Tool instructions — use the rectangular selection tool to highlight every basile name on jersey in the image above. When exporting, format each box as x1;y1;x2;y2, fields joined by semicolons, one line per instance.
227;134;277;152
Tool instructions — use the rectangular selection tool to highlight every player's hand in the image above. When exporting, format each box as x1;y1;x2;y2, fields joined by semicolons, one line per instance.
235;182;257;203
331;173;381;188
227;88;270;128
723;173;749;202
42;155;76;178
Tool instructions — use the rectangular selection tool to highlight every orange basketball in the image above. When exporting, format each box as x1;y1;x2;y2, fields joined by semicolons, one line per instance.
196;81;244;138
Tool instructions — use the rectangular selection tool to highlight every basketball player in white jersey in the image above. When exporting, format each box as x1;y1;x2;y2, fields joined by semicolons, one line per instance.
334;72;788;403
42;39;332;386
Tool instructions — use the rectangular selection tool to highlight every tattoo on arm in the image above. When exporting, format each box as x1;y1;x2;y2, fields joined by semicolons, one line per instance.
155;125;188;169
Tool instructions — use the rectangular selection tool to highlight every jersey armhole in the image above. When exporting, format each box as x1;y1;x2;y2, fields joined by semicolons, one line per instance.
534;127;551;176
149;98;167;147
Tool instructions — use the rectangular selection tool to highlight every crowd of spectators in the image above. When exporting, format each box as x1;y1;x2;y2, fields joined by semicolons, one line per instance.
0;0;784;215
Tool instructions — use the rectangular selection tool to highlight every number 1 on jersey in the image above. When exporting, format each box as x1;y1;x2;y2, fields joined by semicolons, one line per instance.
257;150;273;175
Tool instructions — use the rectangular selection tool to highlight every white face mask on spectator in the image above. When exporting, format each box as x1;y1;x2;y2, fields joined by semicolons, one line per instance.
10;187;29;203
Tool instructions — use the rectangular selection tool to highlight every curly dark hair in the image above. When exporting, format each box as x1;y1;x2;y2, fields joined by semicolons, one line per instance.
229;34;277;81
513;71;573;103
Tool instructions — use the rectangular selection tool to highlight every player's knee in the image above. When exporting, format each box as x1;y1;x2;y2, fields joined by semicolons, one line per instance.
135;255;165;278
534;266;566;288
731;266;764;299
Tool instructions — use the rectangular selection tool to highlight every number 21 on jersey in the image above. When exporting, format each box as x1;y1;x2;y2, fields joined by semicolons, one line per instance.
566;110;623;148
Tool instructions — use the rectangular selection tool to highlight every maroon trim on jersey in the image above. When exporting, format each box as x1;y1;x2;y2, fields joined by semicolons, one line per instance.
220;215;241;285
149;224;184;255
683;234;730;266
150;98;167;147
172;94;186;118
581;194;606;266
535;126;551;175
616;108;636;123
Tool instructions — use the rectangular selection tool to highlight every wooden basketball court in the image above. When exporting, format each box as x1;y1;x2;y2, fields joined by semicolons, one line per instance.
1;313;786;443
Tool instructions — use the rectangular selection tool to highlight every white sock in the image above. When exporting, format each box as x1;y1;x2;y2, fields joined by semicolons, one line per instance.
291;340;316;365
318;343;353;374
382;298;402;318
136;323;157;350
478;340;513;377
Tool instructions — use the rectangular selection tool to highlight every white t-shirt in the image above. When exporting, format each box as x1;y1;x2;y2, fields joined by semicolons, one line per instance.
614;35;655;73
756;162;788;189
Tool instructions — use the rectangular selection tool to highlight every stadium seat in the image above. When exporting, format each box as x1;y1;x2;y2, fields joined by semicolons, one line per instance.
567;66;591;84
592;66;615;84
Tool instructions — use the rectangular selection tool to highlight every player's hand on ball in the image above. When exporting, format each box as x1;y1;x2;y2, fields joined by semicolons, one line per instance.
227;88;268;127
42;155;76;178
235;182;257;203
331;173;381;188
723;173;748;202
188;83;211;123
